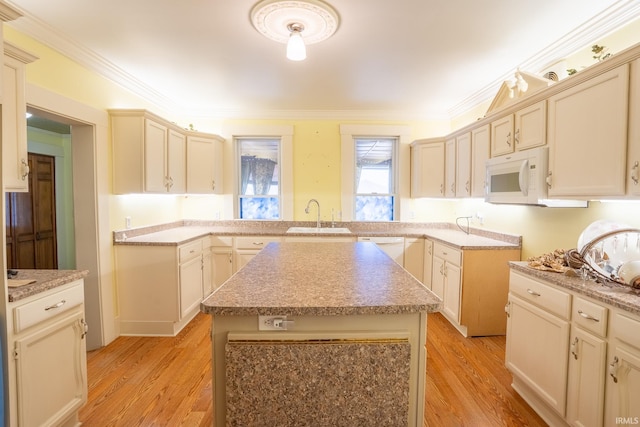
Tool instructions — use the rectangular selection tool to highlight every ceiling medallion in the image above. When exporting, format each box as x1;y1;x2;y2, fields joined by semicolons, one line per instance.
250;0;340;45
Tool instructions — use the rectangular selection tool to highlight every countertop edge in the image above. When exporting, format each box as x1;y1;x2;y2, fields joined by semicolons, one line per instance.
8;269;90;303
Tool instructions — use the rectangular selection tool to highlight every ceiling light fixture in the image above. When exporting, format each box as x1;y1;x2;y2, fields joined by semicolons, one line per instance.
286;22;306;61
251;0;339;61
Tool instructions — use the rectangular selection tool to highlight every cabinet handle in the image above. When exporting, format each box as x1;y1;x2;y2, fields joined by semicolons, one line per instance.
252;242;264;246
571;337;579;360
228;252;233;263
45;300;66;311
526;288;541;297
81;319;89;339
212;180;216;191
632;161;639;185
465;180;470;192
546;171;552;188
439;183;444;195
577;309;600;322
20;158;30;180
504;301;510;317
450;182;455;193
443;265;448;278
506;131;511;147
609;356;619;383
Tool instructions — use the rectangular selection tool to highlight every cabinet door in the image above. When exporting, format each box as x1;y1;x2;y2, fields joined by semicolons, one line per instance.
506;294;570;417
3;54;29;192
202;248;214;298
431;256;445;300
179;255;203;319
403;238;424;282
514;101;546;150
235;250;259;271
567;326;607;427
212;248;234;289
443;262;461;323
167;129;186;194
187;135;223;194
15;310;87;427
411;141;445;198
547;65;629;198
491;115;514;156
423;239;433;289
455;132;472;198
471;124;490;198
144;119;168;193
445;138;456;197
628;58;640;196
605;342;640;427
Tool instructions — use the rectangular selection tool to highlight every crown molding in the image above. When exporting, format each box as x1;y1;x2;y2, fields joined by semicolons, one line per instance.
447;0;640;119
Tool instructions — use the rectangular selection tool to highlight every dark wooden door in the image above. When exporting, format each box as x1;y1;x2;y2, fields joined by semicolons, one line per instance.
5;153;58;269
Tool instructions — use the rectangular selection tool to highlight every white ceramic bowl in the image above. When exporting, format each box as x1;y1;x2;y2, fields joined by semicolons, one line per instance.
618;260;640;287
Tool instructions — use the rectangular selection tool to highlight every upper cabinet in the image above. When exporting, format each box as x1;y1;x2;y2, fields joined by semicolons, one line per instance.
628;58;640;197
444;137;456;197
110;109;223;195
491;100;546;157
547;65;629;198
410;139;445;198
470;124;490;198
455;132;472;198
2;42;38;192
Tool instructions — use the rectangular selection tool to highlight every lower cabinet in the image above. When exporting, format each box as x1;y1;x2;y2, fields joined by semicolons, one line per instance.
210;236;234;292
423;239;433;289
403;237;424;282
10;280;87;427
234;236;282;271
507;269;640;427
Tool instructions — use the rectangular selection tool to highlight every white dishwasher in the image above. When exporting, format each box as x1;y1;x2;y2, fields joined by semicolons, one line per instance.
358;236;405;265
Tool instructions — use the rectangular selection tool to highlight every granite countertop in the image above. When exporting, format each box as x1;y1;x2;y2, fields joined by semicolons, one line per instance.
114;220;521;250
8;269;90;302
201;242;442;317
510;262;640;316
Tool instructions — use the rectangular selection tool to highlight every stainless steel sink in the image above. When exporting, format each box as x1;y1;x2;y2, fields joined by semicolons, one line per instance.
286;227;351;234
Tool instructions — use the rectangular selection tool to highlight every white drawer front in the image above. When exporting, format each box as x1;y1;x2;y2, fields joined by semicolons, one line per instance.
235;236;282;250
210;236;233;247
179;239;203;263
509;271;571;319
572;296;608;337
433;242;461;266
612;311;640;349
14;281;84;333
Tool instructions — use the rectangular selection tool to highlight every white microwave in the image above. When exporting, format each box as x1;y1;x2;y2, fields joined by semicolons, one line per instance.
485;146;587;207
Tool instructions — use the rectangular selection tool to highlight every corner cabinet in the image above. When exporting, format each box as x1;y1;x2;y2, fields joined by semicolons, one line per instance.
410;139;445;198
2;42;38;192
186;134;224;194
547;65;629;198
9;280;88;427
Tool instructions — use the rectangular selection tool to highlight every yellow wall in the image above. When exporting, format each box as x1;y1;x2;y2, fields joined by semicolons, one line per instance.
6;23;640;263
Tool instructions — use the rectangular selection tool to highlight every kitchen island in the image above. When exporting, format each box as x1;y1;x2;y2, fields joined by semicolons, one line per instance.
201;241;441;427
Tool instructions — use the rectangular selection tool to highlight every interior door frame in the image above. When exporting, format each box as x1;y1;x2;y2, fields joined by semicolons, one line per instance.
25;83;116;349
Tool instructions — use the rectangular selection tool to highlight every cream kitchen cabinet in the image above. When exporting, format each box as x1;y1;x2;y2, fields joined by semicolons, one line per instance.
186;134;224;194
490;101;546;157
434;243;520;337
455;132;472;198
605;311;640;426
9;280;87;427
210;236;234;291
470;124;490;198
445;137;457;197
234;236;283;271
506;271;571;418
110;109;187;194
547;64;629;198
2;42;37;192
403;237;424;282
410;139;445;198
423;238;433;289
115;237;211;335
628;58;640;197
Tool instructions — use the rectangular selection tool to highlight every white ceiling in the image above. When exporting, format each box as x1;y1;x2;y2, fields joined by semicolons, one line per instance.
6;0;640;120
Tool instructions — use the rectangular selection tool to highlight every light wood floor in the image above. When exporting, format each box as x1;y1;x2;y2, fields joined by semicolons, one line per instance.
79;312;546;426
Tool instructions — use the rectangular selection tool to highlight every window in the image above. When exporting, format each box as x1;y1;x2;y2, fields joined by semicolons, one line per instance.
354;137;397;221
237;138;281;219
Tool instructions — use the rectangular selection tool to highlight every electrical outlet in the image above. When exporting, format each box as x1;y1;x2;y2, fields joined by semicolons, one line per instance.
259;315;289;331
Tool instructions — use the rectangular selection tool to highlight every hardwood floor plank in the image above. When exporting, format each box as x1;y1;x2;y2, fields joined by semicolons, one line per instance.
80;312;547;426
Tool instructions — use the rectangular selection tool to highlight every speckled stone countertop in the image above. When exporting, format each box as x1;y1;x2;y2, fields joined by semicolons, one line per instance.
510;262;640;316
201;242;442;316
8;269;90;303
114;219;521;250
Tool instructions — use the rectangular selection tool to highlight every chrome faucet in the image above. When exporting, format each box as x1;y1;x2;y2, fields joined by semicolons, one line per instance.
305;199;321;228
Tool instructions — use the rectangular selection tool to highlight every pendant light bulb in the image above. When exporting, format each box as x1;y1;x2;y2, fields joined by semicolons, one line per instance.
286;23;306;61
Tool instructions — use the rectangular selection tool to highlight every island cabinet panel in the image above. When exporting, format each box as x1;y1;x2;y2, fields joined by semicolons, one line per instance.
225;334;410;426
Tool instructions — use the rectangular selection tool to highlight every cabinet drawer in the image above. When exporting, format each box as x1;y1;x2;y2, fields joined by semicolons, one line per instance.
14;281;84;333
433;242;461;266
509;271;571;319
611;311;640;349
235;236;282;250
572;297;608;337
210;236;233;247
179;239;203;263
